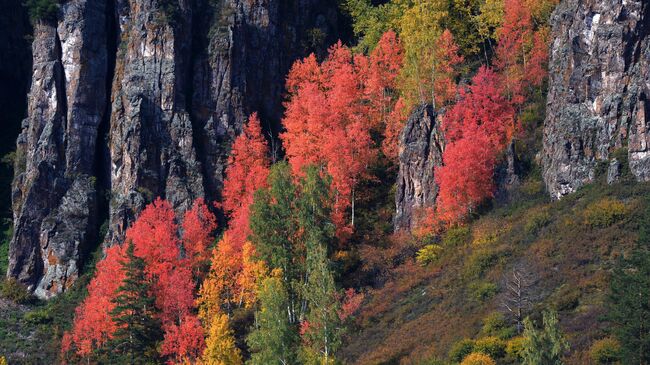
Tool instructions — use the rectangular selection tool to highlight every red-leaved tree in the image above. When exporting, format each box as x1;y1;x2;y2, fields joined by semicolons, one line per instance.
222;112;270;250
63;198;218;363
61;245;126;359
282;37;405;233
435;67;516;223
495;0;548;105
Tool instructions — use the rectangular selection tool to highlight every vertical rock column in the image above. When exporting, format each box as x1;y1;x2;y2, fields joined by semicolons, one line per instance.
107;0;204;244
394;105;445;232
9;0;107;298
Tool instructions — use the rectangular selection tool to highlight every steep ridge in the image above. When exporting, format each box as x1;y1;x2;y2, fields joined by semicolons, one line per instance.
9;0;343;298
543;0;650;199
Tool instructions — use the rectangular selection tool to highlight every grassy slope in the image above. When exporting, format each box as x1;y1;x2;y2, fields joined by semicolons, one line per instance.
341;172;647;364
0;250;100;364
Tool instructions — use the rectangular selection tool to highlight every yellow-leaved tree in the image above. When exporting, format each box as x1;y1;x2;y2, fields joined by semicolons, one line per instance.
200;313;243;365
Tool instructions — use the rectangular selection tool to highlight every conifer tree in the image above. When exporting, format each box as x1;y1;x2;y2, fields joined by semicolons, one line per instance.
106;241;163;364
247;272;299;365
521;310;568;365
608;200;650;363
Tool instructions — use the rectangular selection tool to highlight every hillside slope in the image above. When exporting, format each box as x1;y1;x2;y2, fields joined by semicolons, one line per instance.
342;173;646;364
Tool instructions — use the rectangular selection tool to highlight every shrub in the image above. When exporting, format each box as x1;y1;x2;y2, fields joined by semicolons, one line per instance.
472;231;499;247
24;309;53;324
464;249;502;278
0;278;32;304
449;339;476;363
474;336;506;359
442;226;471;247
470;281;498;302
481;312;515;339
589;338;621;364
416;244;443;266
505;336;527;361
25;0;59;22
525;209;551;234
460;352;496;365
520;178;544;196
584;198;629;228
550;285;580;311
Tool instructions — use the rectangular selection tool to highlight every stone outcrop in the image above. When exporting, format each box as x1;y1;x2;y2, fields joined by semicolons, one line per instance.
394;105;445;232
9;0;341;298
9;0;108;298
542;0;650;199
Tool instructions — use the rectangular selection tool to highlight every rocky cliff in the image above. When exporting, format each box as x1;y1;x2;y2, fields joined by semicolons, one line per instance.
9;0;342;298
394;105;444;232
543;0;650;199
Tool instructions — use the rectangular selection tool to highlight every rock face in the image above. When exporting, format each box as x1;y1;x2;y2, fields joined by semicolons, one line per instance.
394;105;445;232
9;0;107;298
542;0;650;199
9;0;341;298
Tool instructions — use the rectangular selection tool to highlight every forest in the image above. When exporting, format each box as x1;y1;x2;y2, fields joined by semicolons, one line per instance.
1;0;650;364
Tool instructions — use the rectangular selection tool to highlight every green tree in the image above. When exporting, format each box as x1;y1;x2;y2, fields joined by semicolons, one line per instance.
297;167;341;364
247;273;299;365
609;248;650;364
105;241;162;364
521;310;568;365
608;200;650;363
249;161;302;323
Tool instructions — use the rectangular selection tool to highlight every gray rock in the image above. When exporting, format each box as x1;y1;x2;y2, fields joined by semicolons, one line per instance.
9;0;107;298
542;0;650;199
394;105;445;232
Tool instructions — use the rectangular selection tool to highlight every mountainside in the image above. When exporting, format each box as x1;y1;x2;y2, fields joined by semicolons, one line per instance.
8;0;344;299
2;0;650;363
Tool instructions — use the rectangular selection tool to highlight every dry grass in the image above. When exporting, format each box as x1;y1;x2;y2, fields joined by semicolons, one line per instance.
340;180;650;364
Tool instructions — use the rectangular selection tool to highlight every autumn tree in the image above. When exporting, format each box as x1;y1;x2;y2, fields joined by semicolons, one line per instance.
435;67;515;223
105;241;162;364
365;30;404;133
432;30;464;107
281;43;375;232
197;234;242;319
182;197;218;278
61;245;126;360
222;112;270;250
494;0;549;105
236;241;267;308
65;198;214;363
201;313;243;365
